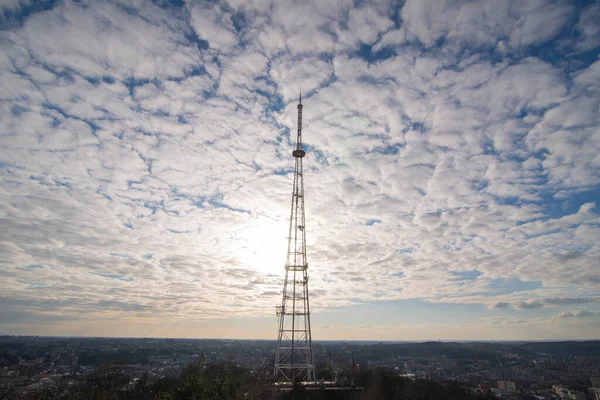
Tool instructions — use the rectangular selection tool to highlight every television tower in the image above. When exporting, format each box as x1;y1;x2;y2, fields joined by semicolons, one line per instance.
274;93;315;383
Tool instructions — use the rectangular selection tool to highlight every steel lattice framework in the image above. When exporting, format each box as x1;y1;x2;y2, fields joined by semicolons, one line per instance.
274;94;315;383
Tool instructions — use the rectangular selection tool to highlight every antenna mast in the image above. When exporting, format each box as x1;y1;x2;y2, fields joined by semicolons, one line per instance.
274;93;315;382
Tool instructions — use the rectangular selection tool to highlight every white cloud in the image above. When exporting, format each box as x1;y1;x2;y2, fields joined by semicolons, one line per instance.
401;0;574;49
271;57;333;101
575;2;600;52
553;310;597;319
338;6;394;47
372;28;407;52
0;0;32;17
188;2;237;51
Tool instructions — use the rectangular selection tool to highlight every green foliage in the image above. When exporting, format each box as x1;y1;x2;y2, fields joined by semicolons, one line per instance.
18;361;494;400
354;368;495;400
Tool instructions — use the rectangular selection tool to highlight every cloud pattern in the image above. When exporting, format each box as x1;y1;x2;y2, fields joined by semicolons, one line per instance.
0;0;599;339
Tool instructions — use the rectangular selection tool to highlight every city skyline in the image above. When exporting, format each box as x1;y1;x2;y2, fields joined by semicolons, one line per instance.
1;0;599;340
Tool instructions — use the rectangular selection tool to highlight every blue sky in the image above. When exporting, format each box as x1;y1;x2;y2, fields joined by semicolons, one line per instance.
0;0;599;340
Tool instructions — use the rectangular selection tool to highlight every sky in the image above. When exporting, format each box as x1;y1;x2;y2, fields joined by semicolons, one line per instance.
0;0;599;341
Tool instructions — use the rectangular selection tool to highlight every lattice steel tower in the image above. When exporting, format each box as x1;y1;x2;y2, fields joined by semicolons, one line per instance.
274;94;315;383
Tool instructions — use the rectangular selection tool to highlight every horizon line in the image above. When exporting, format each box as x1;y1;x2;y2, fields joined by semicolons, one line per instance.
2;334;599;343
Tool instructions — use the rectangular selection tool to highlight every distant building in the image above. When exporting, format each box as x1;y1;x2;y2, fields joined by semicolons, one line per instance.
567;391;585;400
497;380;516;391
552;385;586;400
553;385;567;398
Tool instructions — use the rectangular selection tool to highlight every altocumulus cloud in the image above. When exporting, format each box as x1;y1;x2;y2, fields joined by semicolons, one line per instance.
0;0;599;339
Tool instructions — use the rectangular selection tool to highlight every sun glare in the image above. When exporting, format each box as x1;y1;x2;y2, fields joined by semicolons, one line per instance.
236;217;288;275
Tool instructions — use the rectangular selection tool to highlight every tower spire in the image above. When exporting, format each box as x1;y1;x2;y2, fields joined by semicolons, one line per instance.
292;94;305;158
274;96;315;383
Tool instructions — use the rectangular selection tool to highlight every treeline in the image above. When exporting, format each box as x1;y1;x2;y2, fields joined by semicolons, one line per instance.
319;342;500;366
6;361;496;400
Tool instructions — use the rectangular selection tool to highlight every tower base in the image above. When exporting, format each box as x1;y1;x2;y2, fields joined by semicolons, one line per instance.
270;381;363;399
